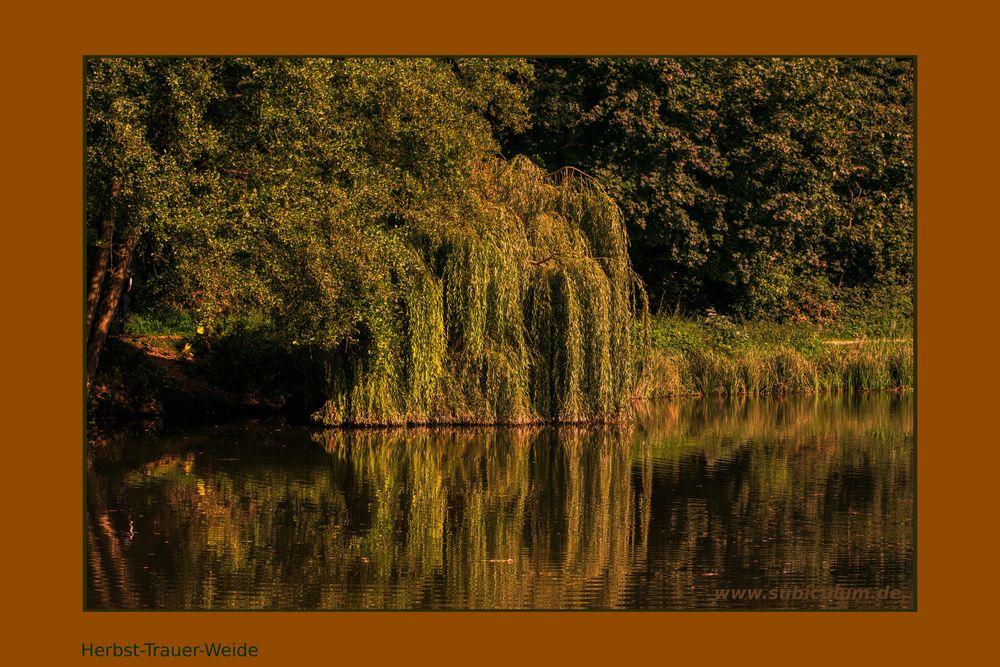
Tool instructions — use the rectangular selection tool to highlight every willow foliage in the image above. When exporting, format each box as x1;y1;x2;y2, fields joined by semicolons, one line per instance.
313;157;650;426
87;58;649;425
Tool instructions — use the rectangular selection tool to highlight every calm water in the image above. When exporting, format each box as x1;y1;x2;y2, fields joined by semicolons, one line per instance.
87;395;913;610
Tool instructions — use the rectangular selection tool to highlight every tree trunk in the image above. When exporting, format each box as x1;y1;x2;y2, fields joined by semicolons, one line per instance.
86;229;138;386
85;179;120;336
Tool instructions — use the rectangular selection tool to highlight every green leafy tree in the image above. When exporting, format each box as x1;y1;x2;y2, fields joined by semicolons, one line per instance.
87;57;650;424
505;57;913;319
87;57;533;379
87;58;227;382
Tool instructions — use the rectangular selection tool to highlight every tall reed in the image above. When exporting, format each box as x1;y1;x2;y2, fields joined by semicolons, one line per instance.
643;340;912;398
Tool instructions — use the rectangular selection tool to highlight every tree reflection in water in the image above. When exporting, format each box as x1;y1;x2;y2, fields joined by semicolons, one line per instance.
87;394;912;609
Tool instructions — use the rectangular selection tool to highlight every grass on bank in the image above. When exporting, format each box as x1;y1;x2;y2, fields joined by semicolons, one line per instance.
641;310;912;398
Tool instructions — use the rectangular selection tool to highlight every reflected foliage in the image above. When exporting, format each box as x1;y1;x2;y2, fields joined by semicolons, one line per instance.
88;395;911;609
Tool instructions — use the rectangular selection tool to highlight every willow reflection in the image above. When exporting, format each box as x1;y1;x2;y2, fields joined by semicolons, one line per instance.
86;395;912;609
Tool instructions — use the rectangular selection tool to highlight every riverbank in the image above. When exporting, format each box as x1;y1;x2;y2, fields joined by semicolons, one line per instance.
641;341;912;398
89;311;913;429
87;335;289;430
640;313;912;398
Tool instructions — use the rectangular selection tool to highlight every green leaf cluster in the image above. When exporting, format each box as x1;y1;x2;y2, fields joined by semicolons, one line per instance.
507;58;913;318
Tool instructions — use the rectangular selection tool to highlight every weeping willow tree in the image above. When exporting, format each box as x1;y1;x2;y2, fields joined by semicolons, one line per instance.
313;157;650;426
87;58;647;425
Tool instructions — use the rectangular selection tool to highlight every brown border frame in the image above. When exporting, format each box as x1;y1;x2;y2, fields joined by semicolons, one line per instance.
5;0;994;662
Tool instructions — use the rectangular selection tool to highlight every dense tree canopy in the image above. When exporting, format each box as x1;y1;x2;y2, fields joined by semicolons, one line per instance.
504;57;913;318
87;58;534;340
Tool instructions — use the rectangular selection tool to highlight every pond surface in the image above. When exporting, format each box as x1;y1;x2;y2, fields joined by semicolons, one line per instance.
87;395;913;610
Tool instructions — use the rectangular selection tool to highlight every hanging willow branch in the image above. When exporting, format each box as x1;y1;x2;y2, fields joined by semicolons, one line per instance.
312;156;651;426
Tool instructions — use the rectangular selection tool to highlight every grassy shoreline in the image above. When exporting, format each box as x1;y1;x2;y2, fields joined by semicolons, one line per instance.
640;314;912;398
641;341;912;398
90;310;913;430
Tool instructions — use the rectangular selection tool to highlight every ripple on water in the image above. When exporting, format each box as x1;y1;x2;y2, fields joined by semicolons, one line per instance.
87;394;913;610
